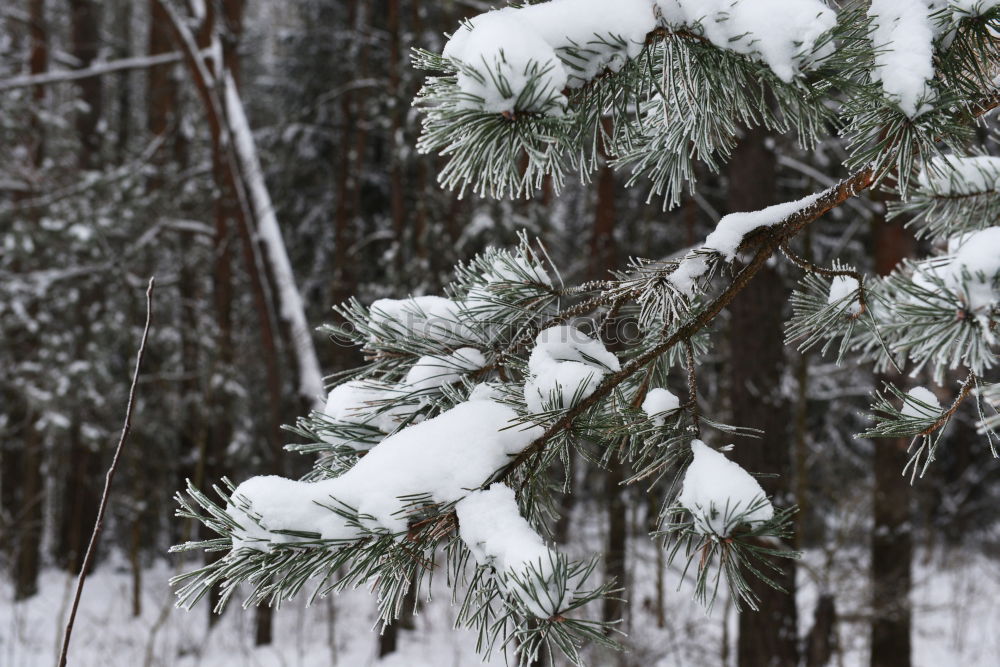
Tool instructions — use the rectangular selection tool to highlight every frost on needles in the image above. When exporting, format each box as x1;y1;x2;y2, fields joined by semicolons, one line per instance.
172;0;1000;664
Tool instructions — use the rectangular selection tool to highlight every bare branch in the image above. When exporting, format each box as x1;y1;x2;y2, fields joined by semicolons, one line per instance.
0;52;188;91
58;277;155;667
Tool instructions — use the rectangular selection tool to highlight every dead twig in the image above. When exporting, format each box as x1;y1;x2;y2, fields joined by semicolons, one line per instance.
57;277;155;667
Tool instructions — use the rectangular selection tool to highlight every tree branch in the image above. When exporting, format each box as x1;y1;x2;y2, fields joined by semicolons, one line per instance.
58;277;155;667
497;166;876;480
0;51;191;91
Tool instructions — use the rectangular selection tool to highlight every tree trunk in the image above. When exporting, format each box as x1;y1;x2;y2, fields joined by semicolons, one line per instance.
591;158;627;638
869;204;914;667
727;128;799;666
113;0;131;164
8;0;49;601
54;0;104;577
67;0;103;169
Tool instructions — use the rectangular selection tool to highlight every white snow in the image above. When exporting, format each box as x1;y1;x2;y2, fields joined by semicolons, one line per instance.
867;0;938;118
455;485;568;617
655;0;837;82
901;386;943;419
704;192;823;261
667;253;711;297
641;387;681;426
443;0;656;114
5;546;1000;666
827;276;862;315
677;440;773;536
947;227;1000;319
949;0;1000;15
918;155;1000;195
522;325;620;413
403;348;486;393
481;254;552;287
229;395;543;549
321;381;412;440
369;296;474;345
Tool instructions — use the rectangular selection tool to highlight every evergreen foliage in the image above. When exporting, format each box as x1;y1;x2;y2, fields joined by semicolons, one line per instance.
171;2;1000;664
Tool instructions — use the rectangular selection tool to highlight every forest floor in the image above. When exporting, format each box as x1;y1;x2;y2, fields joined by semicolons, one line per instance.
2;540;998;666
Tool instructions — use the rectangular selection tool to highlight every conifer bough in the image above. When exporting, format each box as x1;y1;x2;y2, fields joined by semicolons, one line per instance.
172;1;1000;664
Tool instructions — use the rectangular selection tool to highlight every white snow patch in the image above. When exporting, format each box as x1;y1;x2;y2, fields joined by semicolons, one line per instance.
369;296;475;345
947;227;1000;319
321;380;413;442
229;396;543;548
705;192;823;261
677;440;773;536
867;0;938;118
443;0;656;113
642;387;681;426
919;155;1000;195
827;276;862;315
668;253;711;297
403;347;486;393
901;386;943;419
523;325;620;413
456;485;569;617
655;0;837;82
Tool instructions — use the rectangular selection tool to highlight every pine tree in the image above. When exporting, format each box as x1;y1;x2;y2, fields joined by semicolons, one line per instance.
171;2;1000;664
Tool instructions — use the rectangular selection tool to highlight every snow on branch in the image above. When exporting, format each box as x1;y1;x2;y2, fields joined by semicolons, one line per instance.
438;0;840;117
668;190;828;296
456;484;570;618
442;0;657;114
677;440;773;537
227;393;542;549
223;73;325;405
655;0;836;82
523;325;620;413
867;0;938;118
0;51;188;91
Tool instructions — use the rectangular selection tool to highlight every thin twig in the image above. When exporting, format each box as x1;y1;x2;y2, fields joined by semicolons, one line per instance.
919;371;977;437
778;240;868;319
58;277;155;667
684;339;701;436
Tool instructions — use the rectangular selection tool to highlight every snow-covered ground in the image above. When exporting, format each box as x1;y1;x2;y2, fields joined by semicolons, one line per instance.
2;541;998;666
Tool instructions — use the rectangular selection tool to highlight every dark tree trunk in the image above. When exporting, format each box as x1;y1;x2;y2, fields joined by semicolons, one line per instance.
55;0;104;577
727;128;799;667
113;0;131;164
590;157;627;636
67;0;103;169
805;594;837;667
869;206;914;667
7;0;49;601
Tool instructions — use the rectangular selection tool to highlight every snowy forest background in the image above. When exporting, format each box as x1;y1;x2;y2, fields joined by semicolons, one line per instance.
1;1;999;666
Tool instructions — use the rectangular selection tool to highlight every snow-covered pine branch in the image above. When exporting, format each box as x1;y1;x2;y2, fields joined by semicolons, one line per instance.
170;1;1000;663
415;0;999;201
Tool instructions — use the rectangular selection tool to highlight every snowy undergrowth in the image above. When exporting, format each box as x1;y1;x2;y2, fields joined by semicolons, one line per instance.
4;538;1000;666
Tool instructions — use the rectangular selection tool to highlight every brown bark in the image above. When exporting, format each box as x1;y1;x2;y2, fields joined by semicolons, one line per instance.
727;129;799;667
113;0;131;164
329;0;365;370
7;0;49;601
805;594;838;667
28;0;47;167
386;0;407;272
870;200;915;667
4;389;44;600
147;0;178;151
591;158;627;634
67;0;103;169
59;0;104;576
